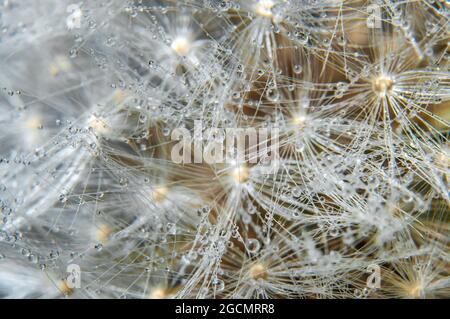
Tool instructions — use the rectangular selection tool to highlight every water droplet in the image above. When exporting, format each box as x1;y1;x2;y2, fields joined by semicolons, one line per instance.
293;65;303;74
213;279;225;292
28;254;38;263
247;238;261;254
162;127;171;136
266;88;280;102
69;49;78;58
295;140;305;152
59;194;68;203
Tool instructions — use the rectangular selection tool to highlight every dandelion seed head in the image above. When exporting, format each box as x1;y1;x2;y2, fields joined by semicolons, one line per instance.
248;263;268;280
49;55;72;76
149;287;172;299
407;283;424;299
59;280;74;297
372;75;395;97
436;147;450;167
1;0;449;300
171;37;191;57
112;90;129;104
254;0;275;18
291;114;308;127
151;186;170;202
229;164;250;184
25;116;43;131
95;224;112;244
88;115;109;135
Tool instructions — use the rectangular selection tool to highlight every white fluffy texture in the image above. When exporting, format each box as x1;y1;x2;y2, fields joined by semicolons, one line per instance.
0;0;448;299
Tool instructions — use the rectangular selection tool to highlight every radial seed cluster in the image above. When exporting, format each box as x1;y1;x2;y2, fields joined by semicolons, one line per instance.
0;0;449;299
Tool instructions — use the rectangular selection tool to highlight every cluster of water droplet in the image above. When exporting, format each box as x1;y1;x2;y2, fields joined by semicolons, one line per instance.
0;0;449;299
